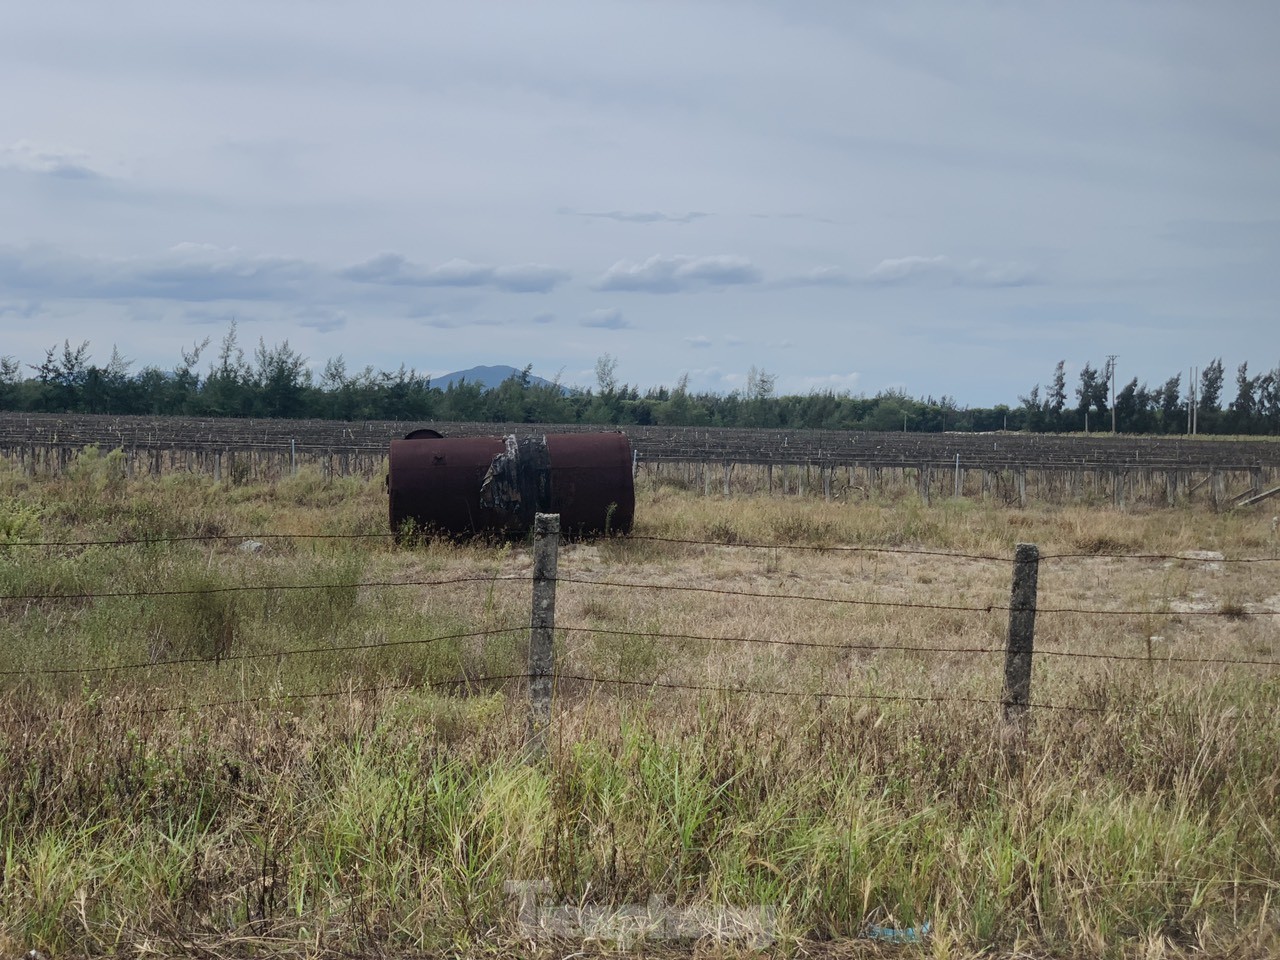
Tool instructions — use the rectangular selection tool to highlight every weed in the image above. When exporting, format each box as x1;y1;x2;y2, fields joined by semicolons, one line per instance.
0;469;1278;958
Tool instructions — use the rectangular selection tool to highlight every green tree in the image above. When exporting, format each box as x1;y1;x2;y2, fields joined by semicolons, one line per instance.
1075;363;1107;429
1157;374;1183;433
1017;384;1047;432
252;338;309;418
30;340;90;412
202;322;251;416
1228;363;1258;434
0;356;20;410
1197;358;1225;432
1047;360;1067;430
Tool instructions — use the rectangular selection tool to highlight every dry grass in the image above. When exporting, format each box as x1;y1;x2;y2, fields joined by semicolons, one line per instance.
1;452;1279;958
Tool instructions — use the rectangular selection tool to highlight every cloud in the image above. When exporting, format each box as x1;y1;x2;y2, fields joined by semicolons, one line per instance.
1163;219;1280;249
685;366;730;387
564;208;709;225
779;266;852;287
493;264;570;293
183;307;246;326
0;300;43;320
0;140;103;179
868;255;1040;287
749;212;838;225
424;258;492;286
725;335;745;347
581;307;629;329
531;311;556;324
297;308;347;333
133;243;312;300
341;254;483;286
786;372;863;393
0;242;312;301
594;254;762;293
869;255;951;284
341;253;567;292
684;334;713;348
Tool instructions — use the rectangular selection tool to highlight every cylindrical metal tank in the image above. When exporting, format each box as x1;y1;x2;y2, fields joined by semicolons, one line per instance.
387;431;635;537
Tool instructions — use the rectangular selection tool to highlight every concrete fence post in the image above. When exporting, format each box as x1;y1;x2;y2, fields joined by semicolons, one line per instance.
526;512;560;763
1002;543;1039;728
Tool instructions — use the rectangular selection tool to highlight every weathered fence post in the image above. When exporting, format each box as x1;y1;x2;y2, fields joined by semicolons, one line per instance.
290;438;297;476
526;512;560;763
1002;543;1039;728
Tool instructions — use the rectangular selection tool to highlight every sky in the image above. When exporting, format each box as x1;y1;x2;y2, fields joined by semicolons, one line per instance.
1;1;1277;406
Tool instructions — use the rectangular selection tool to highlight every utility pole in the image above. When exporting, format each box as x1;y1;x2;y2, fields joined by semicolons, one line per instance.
1106;355;1117;433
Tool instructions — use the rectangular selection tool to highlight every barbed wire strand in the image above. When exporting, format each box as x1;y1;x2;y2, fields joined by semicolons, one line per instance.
558;574;1280;618
5;530;1277;565
7;570;1275;620
556;574;1002;613
625;535;1006;563
0;573;527;604
4;622;1274;681
115;671;1100;716
555;625;1280;667
133;673;528;715
1;532;399;548
0;625;527;678
1039;551;1280;564
553;672;1103;712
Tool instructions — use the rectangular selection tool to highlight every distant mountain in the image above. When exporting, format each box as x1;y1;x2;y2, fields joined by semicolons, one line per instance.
433;365;565;392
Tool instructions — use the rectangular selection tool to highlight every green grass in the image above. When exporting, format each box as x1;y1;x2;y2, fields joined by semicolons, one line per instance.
0;451;1278;957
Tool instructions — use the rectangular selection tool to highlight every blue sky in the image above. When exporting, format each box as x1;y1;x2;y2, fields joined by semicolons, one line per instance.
1;1;1277;405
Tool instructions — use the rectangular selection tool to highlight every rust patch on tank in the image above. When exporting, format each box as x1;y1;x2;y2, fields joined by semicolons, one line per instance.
387;431;634;538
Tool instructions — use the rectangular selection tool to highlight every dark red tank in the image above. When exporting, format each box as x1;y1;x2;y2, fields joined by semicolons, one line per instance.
387;431;635;537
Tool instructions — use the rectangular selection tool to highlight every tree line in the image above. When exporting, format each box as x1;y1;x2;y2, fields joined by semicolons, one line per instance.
2;326;1278;435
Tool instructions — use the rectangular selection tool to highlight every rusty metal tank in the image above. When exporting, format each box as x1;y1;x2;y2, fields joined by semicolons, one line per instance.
387;431;635;537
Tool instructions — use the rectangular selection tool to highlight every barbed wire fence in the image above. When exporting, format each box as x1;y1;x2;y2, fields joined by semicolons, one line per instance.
2;515;1278;746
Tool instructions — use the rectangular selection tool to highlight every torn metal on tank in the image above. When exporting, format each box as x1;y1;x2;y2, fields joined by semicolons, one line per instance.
479;435;552;528
387;430;634;538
